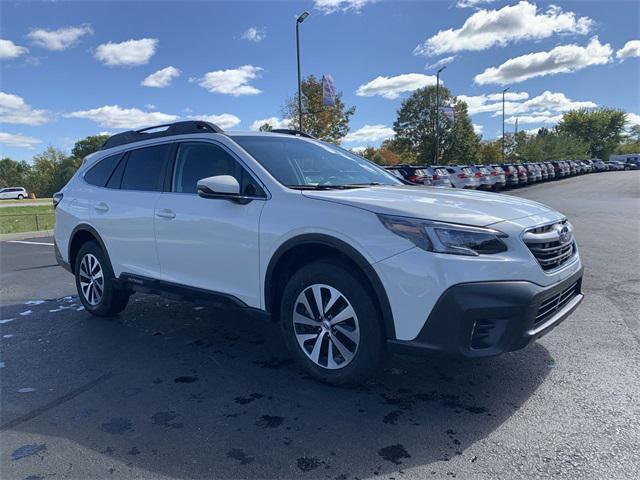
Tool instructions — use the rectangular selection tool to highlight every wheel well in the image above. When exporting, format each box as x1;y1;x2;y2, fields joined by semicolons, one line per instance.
68;229;98;270
265;241;395;339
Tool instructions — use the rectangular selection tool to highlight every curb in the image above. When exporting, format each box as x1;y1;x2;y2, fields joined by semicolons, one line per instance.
0;230;54;242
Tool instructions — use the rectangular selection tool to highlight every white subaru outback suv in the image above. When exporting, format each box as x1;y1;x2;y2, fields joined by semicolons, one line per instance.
54;121;584;384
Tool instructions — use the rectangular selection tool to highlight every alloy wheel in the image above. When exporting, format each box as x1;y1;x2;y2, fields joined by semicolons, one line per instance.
293;284;360;370
79;253;104;306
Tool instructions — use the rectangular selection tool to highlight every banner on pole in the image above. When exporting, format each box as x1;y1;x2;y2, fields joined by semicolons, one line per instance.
440;106;455;124
322;75;336;107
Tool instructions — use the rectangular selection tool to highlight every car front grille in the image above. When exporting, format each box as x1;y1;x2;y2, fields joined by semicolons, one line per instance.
523;220;576;271
535;281;580;325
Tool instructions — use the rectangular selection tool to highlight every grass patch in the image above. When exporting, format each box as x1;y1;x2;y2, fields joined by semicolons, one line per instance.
0;204;55;234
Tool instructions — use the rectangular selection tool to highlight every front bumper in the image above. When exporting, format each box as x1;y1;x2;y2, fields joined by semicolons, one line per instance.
388;267;583;358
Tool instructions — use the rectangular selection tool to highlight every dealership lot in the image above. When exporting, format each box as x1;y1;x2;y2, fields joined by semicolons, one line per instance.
1;172;639;479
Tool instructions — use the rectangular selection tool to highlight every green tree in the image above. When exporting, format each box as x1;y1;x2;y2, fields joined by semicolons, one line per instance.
27;146;76;197
558;108;626;159
515;129;589;162
0;157;32;188
478;141;502;164
71;134;110;163
258;123;273;132
392;86;479;164
283;74;355;143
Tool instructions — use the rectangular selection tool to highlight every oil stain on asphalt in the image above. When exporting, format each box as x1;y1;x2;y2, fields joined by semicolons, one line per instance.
226;448;254;465
101;418;133;434
11;444;47;461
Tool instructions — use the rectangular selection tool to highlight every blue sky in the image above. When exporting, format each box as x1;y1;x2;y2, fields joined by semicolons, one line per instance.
1;0;639;161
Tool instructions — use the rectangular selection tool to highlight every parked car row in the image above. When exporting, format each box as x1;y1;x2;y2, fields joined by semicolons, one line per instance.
385;158;638;190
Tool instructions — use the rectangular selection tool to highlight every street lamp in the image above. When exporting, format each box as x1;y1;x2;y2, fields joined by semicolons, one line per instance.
435;65;446;165
502;87;510;163
296;11;309;132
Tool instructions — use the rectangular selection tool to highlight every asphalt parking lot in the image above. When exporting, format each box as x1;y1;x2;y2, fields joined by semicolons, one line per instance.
1;172;639;480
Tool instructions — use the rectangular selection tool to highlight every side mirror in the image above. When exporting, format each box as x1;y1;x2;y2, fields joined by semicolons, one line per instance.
197;175;251;204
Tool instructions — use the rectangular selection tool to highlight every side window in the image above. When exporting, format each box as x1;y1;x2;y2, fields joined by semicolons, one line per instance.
84;154;121;187
172;142;264;196
121;144;170;192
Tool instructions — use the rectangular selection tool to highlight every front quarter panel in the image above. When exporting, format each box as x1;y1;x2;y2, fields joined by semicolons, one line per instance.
259;192;412;308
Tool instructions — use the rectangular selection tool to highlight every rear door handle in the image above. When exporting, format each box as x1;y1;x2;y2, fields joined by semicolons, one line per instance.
94;202;109;213
156;209;176;220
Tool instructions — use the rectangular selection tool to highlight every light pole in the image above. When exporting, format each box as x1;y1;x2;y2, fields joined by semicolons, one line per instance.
435;66;446;165
296;11;309;132
502;87;510;163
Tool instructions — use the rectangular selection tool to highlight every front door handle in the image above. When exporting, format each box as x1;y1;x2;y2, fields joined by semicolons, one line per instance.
156;209;176;220
94;202;109;213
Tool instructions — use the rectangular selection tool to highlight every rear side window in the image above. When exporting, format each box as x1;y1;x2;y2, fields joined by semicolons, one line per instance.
121;144;170;192
172;142;263;196
84;154;121;187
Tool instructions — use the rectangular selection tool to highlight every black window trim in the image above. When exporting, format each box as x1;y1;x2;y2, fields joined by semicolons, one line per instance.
164;139;270;200
81;140;174;193
82;152;124;188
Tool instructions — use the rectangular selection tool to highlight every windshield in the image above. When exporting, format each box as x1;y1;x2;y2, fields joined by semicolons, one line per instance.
232;136;402;189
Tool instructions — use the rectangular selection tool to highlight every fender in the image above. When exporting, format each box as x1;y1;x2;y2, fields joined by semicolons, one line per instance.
68;223;114;274
264;233;397;340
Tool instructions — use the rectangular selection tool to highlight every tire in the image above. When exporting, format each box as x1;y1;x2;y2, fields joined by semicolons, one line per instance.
280;259;385;385
74;241;130;317
17;194;24;200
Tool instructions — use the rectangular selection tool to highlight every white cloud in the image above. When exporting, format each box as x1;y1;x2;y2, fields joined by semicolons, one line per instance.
626;113;640;128
460;90;596;130
141;66;181;88
0;132;42;149
457;0;496;8
188;113;241;129
314;0;376;14
27;24;93;51
66;105;178;129
425;56;456;71
415;1;593;56
474;37;612;85
616;40;640;60
250;117;291;131
0;92;50;125
241;27;266;43
350;146;367;153
473;124;484;135
0;39;29;59
356;73;437;99
458;91;529;115
506;114;562;125
94;38;158;66
343;124;394;143
197;65;263;96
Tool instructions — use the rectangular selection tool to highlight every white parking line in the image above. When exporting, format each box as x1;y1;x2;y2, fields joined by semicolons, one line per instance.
7;240;54;246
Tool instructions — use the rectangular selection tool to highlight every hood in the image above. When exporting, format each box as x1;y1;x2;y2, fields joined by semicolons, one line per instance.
302;185;554;227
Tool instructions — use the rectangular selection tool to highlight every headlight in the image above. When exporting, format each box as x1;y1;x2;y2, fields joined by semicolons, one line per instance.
378;214;508;256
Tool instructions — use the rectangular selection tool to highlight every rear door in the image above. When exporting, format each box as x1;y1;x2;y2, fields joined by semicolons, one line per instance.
154;141;266;307
88;143;172;278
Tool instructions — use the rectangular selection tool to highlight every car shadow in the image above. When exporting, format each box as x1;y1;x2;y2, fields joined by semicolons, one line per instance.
2;295;553;479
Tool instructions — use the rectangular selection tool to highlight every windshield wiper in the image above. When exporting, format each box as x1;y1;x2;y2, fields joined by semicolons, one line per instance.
342;182;384;187
287;184;348;190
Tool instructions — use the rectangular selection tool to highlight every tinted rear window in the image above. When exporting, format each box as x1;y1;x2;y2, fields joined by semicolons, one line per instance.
121;144;170;191
84;154;121;187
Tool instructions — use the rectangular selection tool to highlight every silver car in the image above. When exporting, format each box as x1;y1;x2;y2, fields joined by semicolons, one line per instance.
425;166;452;187
468;165;492;190
444;165;479;189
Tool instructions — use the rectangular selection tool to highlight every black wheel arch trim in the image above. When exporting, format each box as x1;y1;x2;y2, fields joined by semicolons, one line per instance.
264;233;397;340
68;224;114;274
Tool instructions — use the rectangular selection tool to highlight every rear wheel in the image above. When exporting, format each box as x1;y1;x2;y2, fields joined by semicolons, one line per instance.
75;241;130;316
280;260;385;385
17;194;24;200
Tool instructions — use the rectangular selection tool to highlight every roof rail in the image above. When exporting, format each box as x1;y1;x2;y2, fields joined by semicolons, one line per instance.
100;120;224;150
270;129;315;139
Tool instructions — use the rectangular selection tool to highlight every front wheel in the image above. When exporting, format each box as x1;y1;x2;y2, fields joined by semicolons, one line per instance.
280;260;385;385
75;241;130;316
17;194;24;200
